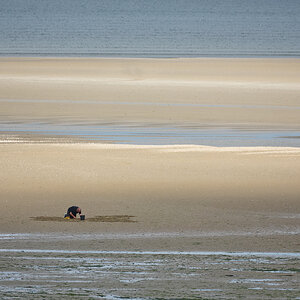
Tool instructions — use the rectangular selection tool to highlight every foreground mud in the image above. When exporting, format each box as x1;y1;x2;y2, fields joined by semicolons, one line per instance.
1;246;299;299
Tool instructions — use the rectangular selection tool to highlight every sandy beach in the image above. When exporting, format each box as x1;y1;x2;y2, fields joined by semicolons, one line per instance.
1;57;300;247
0;141;300;249
1;58;300;298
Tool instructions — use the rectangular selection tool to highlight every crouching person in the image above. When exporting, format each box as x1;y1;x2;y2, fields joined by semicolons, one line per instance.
64;206;82;219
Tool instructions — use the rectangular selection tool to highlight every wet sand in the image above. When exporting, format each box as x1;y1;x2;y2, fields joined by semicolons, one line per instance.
1;143;300;298
1;58;300;128
1;247;299;299
1;142;300;251
1;58;300;299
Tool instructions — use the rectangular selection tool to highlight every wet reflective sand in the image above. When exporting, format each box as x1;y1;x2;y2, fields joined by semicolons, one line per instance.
1;243;299;299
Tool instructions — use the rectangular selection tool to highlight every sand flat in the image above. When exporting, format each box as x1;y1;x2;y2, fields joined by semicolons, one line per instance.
0;58;300;253
1;58;300;299
0;58;300;128
0;142;299;252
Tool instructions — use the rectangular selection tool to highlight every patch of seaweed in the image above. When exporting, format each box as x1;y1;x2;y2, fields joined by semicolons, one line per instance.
30;216;68;222
30;215;137;223
87;215;136;223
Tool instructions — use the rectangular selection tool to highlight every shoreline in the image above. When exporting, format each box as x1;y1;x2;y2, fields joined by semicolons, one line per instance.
1;54;300;59
2;139;300;151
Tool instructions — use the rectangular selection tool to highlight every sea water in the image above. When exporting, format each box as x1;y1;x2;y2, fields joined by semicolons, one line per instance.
0;0;299;57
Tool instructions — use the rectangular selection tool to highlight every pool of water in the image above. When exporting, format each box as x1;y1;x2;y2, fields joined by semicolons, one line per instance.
1;121;300;147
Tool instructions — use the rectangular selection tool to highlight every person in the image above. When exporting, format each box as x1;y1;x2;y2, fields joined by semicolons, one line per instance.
64;206;82;219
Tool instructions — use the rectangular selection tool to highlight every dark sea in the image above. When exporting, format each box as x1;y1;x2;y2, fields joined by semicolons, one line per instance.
0;0;300;57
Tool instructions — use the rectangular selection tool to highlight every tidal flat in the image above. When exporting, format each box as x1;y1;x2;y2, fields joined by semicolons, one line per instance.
1;58;300;299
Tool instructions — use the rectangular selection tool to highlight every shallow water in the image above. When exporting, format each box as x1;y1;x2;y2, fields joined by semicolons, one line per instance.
0;248;299;299
1;97;300;146
1;120;300;147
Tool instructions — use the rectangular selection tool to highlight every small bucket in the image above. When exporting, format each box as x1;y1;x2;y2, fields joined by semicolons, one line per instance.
80;215;85;221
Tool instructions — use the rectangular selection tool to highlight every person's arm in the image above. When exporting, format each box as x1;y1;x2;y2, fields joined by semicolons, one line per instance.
70;212;76;218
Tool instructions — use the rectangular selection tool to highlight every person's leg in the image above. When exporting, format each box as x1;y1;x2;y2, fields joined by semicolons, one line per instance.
64;214;71;219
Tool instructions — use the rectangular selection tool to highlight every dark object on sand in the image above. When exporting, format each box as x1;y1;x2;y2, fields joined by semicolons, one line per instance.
80;215;85;220
66;206;82;219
